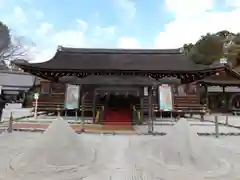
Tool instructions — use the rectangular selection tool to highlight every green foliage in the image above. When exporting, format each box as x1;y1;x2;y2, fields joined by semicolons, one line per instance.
233;34;240;44
182;43;194;56
216;30;234;38
191;34;224;65
183;31;240;66
0;21;11;52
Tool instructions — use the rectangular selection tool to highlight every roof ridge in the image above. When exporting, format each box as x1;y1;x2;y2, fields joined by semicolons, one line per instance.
57;46;181;54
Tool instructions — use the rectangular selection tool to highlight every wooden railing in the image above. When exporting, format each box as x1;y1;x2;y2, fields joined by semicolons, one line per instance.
32;102;65;111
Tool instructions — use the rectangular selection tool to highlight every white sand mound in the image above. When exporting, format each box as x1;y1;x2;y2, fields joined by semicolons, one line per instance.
152;119;228;171
10;119;94;174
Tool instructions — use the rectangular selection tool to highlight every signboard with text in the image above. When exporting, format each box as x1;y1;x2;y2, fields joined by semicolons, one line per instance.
64;85;80;109
158;84;173;111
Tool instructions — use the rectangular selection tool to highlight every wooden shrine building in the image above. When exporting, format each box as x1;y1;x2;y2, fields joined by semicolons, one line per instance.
13;46;235;126
199;65;240;114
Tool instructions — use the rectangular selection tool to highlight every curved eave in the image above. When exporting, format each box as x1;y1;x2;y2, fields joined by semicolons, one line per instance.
14;64;56;81
14;63;227;74
12;47;60;72
224;65;240;79
198;65;240;86
198;80;240;86
59;75;157;86
14;63;235;85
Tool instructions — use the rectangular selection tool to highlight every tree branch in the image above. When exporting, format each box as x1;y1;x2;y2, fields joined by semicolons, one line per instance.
0;36;34;62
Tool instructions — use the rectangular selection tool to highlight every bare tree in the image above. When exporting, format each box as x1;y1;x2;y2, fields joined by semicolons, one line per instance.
0;36;34;61
0;21;34;70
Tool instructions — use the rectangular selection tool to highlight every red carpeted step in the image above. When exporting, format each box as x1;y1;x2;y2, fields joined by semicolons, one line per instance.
104;108;132;127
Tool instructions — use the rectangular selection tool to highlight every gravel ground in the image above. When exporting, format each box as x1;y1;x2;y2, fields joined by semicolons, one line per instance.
134;119;240;134
1;119;240;180
192;114;240;127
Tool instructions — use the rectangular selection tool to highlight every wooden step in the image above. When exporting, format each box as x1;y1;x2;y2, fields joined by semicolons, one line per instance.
174;107;205;110
174;104;203;107
39;96;65;102
74;124;103;131
174;100;198;103
174;96;197;100
103;125;133;131
174;97;198;101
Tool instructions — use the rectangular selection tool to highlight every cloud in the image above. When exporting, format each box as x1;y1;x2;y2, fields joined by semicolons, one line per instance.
0;0;5;7
164;0;214;18
33;22;118;61
1;4;119;62
225;0;240;8
77;19;88;32
29;30;85;62
32;9;44;20
115;0;136;21
28;47;55;62
32;27;86;62
23;0;33;4
1;1;139;63
13;6;27;23
36;22;53;35
155;0;240;49
93;26;115;38
52;30;84;48
117;37;141;48
0;5;88;62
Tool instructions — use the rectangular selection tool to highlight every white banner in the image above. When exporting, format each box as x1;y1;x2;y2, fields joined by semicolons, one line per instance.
159;84;173;111
207;86;223;92
64;85;80;109
144;87;148;96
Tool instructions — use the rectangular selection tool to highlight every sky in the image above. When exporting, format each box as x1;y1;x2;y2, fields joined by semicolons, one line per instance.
1;0;240;62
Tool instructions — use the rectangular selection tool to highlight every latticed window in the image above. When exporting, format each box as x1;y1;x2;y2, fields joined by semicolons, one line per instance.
187;83;197;94
172;85;179;94
51;83;65;94
174;83;197;95
41;83;50;94
178;85;186;95
152;89;157;96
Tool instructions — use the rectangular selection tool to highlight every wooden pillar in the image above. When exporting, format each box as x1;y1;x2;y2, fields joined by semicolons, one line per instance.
104;93;109;120
140;97;144;122
214;115;219;138
92;91;96;123
79;85;83;127
75;109;78;119
225;115;229;125
222;86;226;112
57;104;61;117
100;106;104;123
148;87;153;133
204;85;209;109
81;92;87;131
8;112;13;133
151;88;154;132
